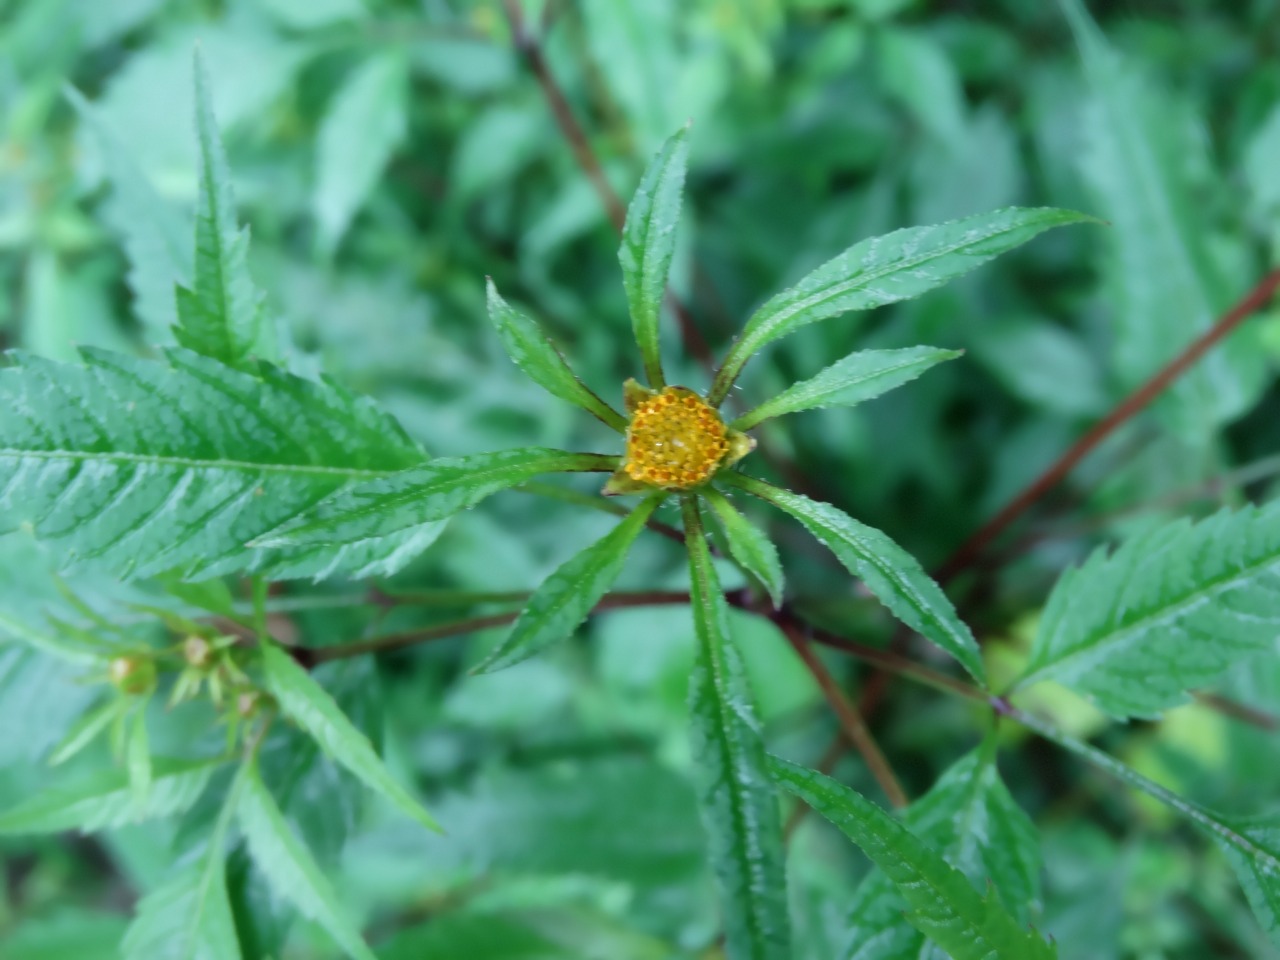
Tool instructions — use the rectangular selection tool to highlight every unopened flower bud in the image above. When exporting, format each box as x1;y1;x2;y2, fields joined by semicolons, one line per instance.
108;656;157;696
183;635;213;669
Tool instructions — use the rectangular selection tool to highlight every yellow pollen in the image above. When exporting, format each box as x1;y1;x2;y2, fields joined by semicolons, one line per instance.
624;387;728;489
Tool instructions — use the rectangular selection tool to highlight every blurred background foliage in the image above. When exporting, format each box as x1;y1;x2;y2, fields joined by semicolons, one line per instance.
1;0;1279;957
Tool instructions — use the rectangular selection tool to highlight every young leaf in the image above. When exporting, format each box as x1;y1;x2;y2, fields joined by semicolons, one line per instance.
255;448;618;549
727;474;985;686
619;124;689;387
476;498;661;673
0;348;427;580
237;759;377;960
486;279;627;432
770;757;1056;960
682;497;792;960
126;708;152;810
841;744;1042;959
731;346;962;431
1019;503;1280;717
49;698;129;766
314;51;408;252
0;758;218;834
173;50;269;369
709;206;1094;403
701;487;785;609
258;642;439;832
1218;814;1280;950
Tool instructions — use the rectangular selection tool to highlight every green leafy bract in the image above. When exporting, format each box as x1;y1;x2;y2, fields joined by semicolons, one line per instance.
477;498;660;673
1021;503;1280;717
0;348;430;581
173;50;269;369
620;125;689;387
683;498;791;960
701;487;785;609
770;757;1055;960
710;206;1094;402
728;474;985;686
259;642;439;831
486;279;627;431
731;347;961;431
255;448;618;548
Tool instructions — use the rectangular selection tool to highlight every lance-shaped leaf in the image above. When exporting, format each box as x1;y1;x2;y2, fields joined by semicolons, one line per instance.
710;206;1094;403
1020;503;1280;718
731;347;961;431
619;124;689;387
237;759;377;960
1219;814;1280;950
701;487;785;609
770;757;1055;960
683;497;791;960
259;642;439;832
0;348;428;581
839;745;1042;960
476;498;660;673
255;448;618;549
727;474;985;686
0;758;218;834
174;50;268;368
486;279;627;432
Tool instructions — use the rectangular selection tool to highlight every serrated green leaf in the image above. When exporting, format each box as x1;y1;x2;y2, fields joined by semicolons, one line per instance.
237;759;377;960
477;498;660;673
173;50;268;368
620;124;689;387
49;697;128;766
840;745;1042;960
731;347;961;431
0;757;218;834
1021;503;1280;718
0;348;430;581
1218;814;1280;950
710;207;1094;403
314;51;408;252
486;279;627;432
701;487;785;609
259;642;439;832
728;474;985;686
255;448;618;549
683;497;791;960
770;757;1055;960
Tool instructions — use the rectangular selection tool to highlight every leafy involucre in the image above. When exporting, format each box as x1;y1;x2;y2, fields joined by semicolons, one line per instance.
0;758;217;834
619;125;689;387
237;760;377;960
0;348;427;580
729;474;985;686
256;448;618;548
731;347;961;431
840;746;1042;960
701;487;785;609
259;643;439;831
477;498;660;673
485;279;627;432
173;51;267;368
683;498;791;960
1021;503;1280;717
770;757;1055;960
710;206;1093;402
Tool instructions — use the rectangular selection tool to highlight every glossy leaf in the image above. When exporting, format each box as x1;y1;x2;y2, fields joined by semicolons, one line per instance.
173;50;267;368
1021;503;1280;718
486;279;627;431
731;347;961;431
683;497;791;960
256;448;618;548
619;124;689;387
0;758;218;834
701;487;785;609
0;348;429;581
770;757;1055;960
476;498;660;673
710;206;1094;402
729;474;985;686
259;642;439;831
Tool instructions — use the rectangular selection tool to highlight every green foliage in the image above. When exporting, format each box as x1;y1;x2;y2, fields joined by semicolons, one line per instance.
1220;815;1280;950
701;487;786;609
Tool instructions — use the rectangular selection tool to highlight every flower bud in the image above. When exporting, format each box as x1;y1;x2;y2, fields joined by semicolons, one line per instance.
108;656;157;696
183;635;213;669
